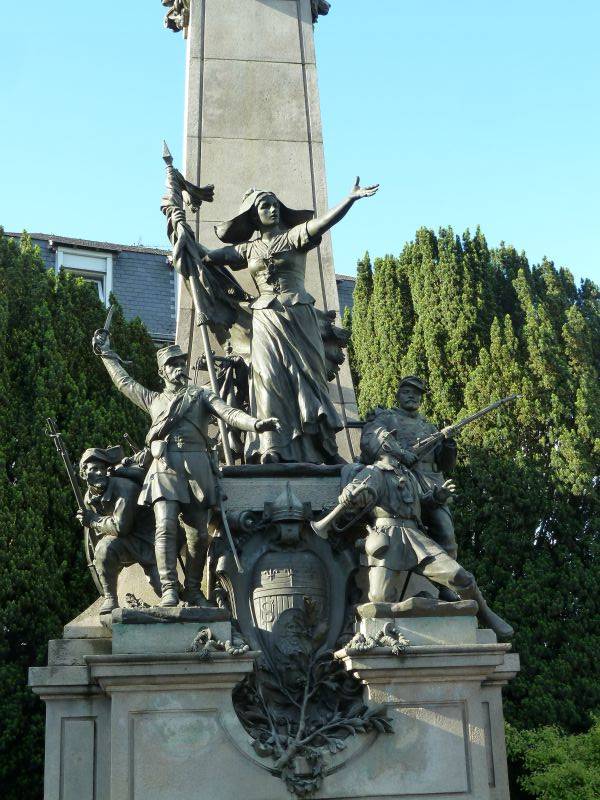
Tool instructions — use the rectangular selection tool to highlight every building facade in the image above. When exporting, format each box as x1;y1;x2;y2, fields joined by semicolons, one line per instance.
7;231;355;345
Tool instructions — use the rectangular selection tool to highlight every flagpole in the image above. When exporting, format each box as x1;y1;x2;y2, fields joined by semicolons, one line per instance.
161;142;234;466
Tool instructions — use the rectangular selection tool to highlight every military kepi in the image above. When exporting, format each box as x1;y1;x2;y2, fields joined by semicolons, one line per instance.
156;343;187;370
79;445;124;476
398;375;427;393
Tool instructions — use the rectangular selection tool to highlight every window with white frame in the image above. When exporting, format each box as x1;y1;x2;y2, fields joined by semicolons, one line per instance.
56;247;113;306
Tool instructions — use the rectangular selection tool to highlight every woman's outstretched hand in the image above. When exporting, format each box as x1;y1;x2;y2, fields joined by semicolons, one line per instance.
349;176;379;201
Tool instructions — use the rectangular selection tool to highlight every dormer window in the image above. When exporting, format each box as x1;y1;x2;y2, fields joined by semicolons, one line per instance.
55;246;113;306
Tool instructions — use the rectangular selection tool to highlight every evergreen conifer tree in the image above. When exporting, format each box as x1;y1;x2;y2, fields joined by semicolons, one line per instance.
349;253;378;413
349;226;600;736
0;231;161;799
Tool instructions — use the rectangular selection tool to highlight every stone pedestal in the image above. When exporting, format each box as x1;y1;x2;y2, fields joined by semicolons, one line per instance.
339;640;519;800
30;607;518;799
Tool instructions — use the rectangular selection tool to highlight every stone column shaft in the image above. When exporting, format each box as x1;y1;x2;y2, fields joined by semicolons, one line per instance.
177;0;359;458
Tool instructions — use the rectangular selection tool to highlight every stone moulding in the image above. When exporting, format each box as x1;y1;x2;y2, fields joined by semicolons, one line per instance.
162;1;331;33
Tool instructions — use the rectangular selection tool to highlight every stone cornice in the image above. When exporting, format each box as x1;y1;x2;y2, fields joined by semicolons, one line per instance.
163;1;331;33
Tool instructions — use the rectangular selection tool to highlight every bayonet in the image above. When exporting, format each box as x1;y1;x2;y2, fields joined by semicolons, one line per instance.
123;432;141;454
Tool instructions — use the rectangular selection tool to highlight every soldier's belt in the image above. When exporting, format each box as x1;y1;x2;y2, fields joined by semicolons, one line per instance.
373;516;419;529
166;441;208;453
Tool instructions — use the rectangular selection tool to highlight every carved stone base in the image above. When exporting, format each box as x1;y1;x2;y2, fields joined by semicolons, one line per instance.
30;609;518;799
111;606;232;656
339;641;519;800
357;597;479;619
356;598;481;647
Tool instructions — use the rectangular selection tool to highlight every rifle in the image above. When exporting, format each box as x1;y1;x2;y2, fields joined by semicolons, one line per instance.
410;394;520;460
46;418;85;511
45;418;103;594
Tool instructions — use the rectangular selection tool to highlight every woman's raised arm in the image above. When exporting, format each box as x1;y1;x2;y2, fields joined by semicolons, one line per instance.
306;177;379;239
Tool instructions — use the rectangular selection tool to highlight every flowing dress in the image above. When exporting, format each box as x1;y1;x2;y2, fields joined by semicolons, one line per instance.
227;222;342;463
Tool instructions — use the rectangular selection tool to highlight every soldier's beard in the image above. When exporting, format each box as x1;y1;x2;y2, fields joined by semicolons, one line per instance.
88;476;108;494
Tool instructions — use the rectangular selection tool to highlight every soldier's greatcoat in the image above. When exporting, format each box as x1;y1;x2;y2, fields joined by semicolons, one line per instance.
102;358;258;507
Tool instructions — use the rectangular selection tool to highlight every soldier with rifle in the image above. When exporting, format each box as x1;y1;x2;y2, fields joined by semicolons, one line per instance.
46;418;162;616
361;378;517;599
78;446;161;615
92;331;279;607
361;378;458;573
331;427;514;639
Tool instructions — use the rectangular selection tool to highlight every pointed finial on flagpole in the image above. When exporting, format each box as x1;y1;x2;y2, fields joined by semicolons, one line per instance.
163;140;173;166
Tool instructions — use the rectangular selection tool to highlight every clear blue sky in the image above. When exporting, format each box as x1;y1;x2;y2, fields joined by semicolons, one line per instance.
1;0;598;284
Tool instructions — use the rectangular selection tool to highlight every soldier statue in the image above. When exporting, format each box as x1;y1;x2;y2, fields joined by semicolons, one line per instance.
77;446;161;615
92;334;279;607
361;376;458;599
339;428;514;639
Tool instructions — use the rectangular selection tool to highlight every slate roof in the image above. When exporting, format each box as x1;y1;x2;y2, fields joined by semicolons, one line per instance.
6;231;170;257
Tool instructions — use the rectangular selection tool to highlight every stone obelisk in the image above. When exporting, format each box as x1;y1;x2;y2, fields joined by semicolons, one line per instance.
170;0;359;459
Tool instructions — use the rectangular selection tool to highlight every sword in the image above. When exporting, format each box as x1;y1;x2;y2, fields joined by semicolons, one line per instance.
217;491;244;574
93;303;132;365
208;451;243;573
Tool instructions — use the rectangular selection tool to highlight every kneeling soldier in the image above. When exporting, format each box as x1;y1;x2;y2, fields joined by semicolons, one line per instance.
78;446;161;615
341;432;513;639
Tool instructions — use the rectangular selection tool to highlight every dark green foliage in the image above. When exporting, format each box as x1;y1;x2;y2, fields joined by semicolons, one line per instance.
347;253;375;397
0;230;160;799
349;227;600;735
506;717;600;799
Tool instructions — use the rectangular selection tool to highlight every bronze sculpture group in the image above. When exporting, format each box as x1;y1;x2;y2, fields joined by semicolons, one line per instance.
82;292;513;637
48;162;516;796
58;159;515;632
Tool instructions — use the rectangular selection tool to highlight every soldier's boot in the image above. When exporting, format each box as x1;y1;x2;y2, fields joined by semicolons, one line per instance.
160;587;179;607
182;550;207;606
142;563;162;599
157;542;179;605
456;574;514;639
425;508;459;602
96;562;119;616
437;586;461;602
154;501;181;607
180;513;209;606
261;450;281;464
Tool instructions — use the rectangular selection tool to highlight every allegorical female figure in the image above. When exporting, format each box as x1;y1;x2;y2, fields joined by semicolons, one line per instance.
201;178;378;464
